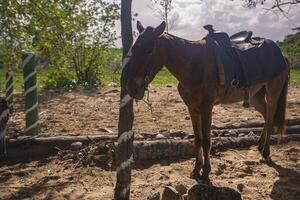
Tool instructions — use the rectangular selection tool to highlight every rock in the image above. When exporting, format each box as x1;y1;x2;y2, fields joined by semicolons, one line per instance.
211;130;219;137
238;133;246;137
160;130;171;138
70;142;82;150
175;183;188;195
225;130;237;137
147;192;160;200
134;134;144;140
182;194;188;200
237;183;245;192
156;134;167;139
215;162;226;176
187;133;194;139
185;116;190;120
170;131;186;138
143;133;155;140
241;166;253;174
98;128;114;133
247;131;256;137
161;186;182;200
188;184;241;200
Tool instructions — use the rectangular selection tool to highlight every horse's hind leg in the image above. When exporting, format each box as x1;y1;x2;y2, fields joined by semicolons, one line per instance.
251;87;267;152
188;108;203;181
263;76;286;160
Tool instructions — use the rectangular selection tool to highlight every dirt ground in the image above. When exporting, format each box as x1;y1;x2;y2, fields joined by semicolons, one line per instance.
5;86;300;137
1;86;300;200
0;142;299;200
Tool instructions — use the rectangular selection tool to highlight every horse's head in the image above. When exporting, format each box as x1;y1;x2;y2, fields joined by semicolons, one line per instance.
123;21;166;100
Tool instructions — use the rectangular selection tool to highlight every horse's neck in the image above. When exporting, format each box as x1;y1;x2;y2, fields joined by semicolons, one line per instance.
159;35;200;86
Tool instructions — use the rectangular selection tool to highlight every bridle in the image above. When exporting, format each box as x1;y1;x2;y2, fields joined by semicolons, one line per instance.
123;36;159;94
143;38;159;90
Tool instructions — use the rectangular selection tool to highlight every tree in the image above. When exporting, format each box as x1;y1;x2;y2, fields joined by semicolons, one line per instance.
115;0;134;199
0;0;119;87
149;0;173;32
240;0;300;11
278;27;300;68
121;0;133;59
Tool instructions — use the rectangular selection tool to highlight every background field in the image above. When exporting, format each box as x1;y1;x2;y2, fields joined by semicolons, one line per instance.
0;68;299;93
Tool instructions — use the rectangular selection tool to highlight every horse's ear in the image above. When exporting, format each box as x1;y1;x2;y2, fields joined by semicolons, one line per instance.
137;20;144;33
154;21;166;36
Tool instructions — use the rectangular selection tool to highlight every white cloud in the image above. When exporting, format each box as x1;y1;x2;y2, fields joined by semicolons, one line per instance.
115;0;300;47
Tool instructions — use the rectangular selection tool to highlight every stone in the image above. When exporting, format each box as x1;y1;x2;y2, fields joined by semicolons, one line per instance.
238;133;246;137
161;186;182;200
134;134;144;140
70;142;82;150
147;192;160;200
247;131;256;137
175;183;188;195
225;130;237;137
188;184;241;200
185;116;190;120
160;130;171;138
98;128;114;133
187;133;194;139
170;131;187;138
156;134;167;139
237;183;245;192
215;162;227;175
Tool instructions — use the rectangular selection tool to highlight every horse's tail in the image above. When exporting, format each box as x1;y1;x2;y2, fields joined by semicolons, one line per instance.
274;56;290;138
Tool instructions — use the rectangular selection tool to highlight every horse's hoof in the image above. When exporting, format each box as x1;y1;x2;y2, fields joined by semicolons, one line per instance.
260;156;272;164
199;175;211;184
190;171;201;181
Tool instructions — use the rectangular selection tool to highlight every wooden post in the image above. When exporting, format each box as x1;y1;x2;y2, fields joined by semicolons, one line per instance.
0;98;9;156
22;52;39;136
5;68;13;113
114;0;134;199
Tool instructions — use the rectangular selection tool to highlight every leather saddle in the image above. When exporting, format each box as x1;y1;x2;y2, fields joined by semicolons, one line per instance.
204;24;264;107
230;31;264;51
203;24;264;52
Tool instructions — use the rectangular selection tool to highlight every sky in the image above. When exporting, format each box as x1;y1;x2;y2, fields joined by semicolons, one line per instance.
114;0;300;47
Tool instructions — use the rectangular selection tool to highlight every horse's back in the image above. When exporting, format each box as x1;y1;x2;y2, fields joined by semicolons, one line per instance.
238;39;287;85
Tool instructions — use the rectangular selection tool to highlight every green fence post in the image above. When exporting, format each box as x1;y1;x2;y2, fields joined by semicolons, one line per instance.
22;52;39;136
0;99;9;156
6;68;14;113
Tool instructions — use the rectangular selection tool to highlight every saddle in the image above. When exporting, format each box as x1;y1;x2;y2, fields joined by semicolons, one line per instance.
203;25;286;107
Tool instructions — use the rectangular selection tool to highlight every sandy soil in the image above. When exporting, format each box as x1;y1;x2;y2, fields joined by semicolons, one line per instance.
5;86;300;137
1;86;299;200
0;141;299;200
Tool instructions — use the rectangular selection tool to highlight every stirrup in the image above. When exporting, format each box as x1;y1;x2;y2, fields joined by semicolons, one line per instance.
230;79;239;88
243;87;250;108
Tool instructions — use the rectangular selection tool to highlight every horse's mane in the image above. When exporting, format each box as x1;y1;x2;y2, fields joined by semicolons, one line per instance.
161;32;207;46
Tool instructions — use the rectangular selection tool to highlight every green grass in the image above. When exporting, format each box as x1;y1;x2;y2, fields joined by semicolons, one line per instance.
0;68;48;93
152;68;178;85
0;67;178;93
290;69;300;86
2;67;297;93
101;67;178;86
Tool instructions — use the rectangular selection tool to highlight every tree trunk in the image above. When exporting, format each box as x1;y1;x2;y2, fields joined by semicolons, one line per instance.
121;0;133;60
115;0;134;199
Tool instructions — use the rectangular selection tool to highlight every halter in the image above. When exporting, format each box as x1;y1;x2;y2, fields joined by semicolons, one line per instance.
143;39;159;90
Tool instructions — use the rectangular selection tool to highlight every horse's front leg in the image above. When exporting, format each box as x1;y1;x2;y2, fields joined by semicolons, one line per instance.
188;108;203;181
200;104;213;182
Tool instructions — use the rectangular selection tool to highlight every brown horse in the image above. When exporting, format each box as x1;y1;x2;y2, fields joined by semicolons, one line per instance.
123;21;289;182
